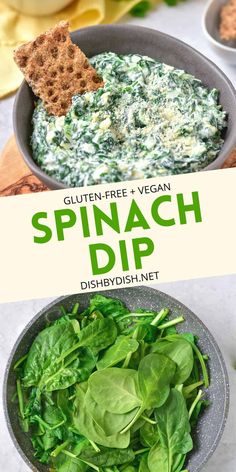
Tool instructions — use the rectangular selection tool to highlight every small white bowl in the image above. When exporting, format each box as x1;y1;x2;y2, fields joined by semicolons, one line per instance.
202;0;236;65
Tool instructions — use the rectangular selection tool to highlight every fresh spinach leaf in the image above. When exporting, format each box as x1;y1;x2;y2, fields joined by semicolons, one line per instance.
84;387;139;435
140;421;159;448
166;334;209;388
54;440;89;472
138;353;176;409
43;401;65;427
138;453;150;472
148;443;169;472
73;383;130;449
24;319;113;392
97;336;139;370
120;354;176;434
23;321;78;388
39;358;83;392
150;338;194;384
75;318;118;355
30;348;95;392
88;368;141;414
89;295;129;318
148;389;193;472
41;429;61;451
155;389;193;455
81;446;135;466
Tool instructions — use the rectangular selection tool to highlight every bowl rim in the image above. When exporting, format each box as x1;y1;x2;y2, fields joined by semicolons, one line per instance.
13;91;66;191
3;286;230;472
202;0;236;52
13;24;236;189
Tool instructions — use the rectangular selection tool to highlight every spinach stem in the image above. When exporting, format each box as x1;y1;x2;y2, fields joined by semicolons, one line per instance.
51;419;65;430
16;379;25;419
190;344;209;388
64;352;80;368
72;302;80;315
150;308;169;326
122;350;133;368
189;390;203;419
121;406;144;434
157;316;184;330
78;458;100;472
63;450;77;458
141;414;156;425
122;327;138;368
68;394;76;401
118;312;155;322
51;440;70;457
63;451;99;471
140;340;146;360
32;415;51;430
60;305;67;316
88;439;100;453
56;341;83;364
35;436;44;449
68;426;80;434
134;448;149;455
183;381;203;396
14;354;28;370
33;415;65;431
122;352;132;368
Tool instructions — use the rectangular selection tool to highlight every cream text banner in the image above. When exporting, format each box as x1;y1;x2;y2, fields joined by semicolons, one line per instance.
0;169;235;303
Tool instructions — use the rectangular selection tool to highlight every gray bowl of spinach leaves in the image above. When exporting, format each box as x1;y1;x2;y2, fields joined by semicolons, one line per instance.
4;287;229;472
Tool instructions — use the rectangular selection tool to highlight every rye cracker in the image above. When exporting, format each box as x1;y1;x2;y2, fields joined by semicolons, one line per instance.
13;21;104;116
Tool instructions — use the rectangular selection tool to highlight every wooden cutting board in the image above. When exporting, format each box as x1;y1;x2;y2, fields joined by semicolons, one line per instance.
0;136;48;196
0;136;236;196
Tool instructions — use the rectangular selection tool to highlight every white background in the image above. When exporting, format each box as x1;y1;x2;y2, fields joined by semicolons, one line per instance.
0;1;236;471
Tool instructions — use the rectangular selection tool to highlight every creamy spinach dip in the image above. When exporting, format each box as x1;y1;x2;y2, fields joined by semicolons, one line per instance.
31;52;227;187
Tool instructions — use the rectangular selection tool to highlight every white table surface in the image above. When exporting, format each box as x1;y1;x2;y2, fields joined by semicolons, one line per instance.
0;1;236;471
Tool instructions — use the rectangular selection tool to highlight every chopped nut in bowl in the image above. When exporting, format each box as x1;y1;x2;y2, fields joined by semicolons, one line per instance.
202;0;236;64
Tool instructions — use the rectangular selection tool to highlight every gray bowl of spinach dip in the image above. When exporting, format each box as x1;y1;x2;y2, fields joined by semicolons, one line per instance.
14;25;236;189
